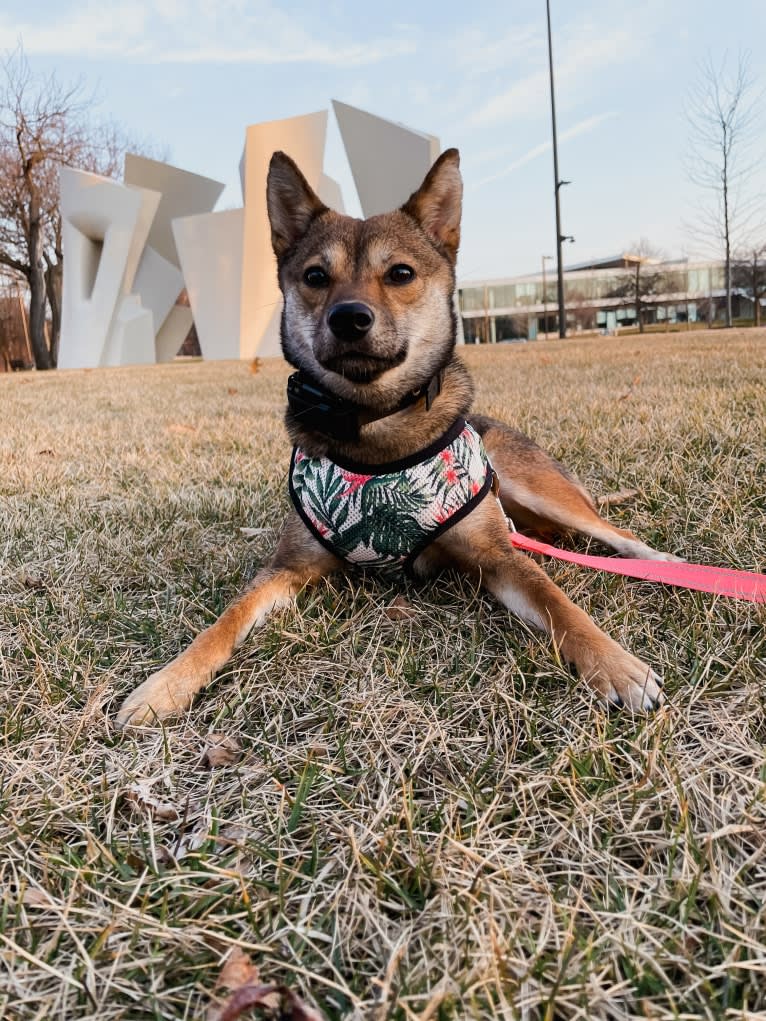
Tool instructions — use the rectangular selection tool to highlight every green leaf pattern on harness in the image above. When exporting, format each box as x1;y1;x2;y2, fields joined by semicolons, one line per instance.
289;422;491;566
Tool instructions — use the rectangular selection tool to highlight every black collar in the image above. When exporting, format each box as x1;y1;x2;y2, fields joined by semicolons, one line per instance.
286;370;442;442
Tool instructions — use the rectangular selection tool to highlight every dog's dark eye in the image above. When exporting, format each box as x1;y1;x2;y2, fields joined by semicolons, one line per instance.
386;264;416;286
303;266;329;288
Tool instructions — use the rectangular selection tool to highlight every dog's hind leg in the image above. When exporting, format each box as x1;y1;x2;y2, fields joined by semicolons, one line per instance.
115;513;342;727
471;415;681;562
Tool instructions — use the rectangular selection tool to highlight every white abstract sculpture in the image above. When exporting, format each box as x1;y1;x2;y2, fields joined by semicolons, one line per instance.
59;157;225;369
58;167;160;369
332;100;440;217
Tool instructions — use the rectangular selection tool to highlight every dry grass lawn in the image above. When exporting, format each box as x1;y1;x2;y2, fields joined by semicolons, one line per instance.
1;328;765;1020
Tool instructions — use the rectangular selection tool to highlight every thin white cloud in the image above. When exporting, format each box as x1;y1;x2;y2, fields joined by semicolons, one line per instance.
0;0;415;66
450;24;544;78
470;112;617;189
473;28;632;127
463;1;666;130
157;39;414;66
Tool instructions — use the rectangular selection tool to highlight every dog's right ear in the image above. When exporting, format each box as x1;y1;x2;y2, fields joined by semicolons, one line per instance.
267;152;327;259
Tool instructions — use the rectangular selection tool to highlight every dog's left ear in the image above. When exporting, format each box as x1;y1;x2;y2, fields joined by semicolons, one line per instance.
267;151;327;259
401;148;462;264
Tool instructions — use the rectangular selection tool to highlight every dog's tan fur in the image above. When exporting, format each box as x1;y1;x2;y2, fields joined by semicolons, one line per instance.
116;148;676;728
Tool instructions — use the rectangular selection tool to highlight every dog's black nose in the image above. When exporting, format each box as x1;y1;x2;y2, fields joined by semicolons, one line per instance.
327;302;375;343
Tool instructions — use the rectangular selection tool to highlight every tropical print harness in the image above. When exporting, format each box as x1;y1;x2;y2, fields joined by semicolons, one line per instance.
289;418;494;569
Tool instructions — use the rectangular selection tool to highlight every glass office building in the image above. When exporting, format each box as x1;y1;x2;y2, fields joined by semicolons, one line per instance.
457;256;746;343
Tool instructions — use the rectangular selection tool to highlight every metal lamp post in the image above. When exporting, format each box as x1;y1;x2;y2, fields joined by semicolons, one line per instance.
546;0;570;339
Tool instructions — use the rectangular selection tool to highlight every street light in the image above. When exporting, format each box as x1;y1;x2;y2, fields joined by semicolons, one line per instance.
546;0;571;339
542;255;552;339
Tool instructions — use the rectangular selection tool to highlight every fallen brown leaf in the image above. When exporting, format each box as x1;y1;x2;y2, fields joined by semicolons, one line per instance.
18;571;45;590
215;984;323;1021
216;948;260;991
203;734;243;768
124;783;180;822
384;595;417;622
306;742;330;758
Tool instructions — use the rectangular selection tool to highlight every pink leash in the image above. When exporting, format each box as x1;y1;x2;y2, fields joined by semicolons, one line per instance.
509;532;766;604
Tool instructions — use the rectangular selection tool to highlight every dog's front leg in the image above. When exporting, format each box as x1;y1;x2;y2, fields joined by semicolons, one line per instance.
115;513;342;727
430;498;663;710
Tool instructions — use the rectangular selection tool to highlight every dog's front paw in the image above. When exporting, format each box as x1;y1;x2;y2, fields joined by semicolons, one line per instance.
115;662;202;728
586;643;664;712
628;542;685;563
648;549;686;563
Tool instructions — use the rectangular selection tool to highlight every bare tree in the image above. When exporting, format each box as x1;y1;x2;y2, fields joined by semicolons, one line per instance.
607;241;668;333
733;244;766;326
0;48;144;368
684;53;762;328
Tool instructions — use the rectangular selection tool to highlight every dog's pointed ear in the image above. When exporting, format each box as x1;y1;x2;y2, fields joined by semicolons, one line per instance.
401;148;462;264
267;151;327;259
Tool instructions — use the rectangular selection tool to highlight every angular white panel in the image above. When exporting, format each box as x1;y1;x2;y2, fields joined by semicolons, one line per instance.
238;148;247;205
101;295;155;367
123;187;162;294
318;173;345;213
155;304;194;362
133;245;184;335
239;111;328;360
332;100;440;217
124;154;224;268
173;208;244;361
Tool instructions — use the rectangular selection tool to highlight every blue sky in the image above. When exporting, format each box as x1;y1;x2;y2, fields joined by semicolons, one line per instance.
3;0;764;280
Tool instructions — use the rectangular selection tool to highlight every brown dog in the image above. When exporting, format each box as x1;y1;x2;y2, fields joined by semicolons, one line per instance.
116;148;676;727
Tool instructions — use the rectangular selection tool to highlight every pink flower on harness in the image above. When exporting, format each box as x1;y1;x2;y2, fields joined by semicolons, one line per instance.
340;470;373;498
